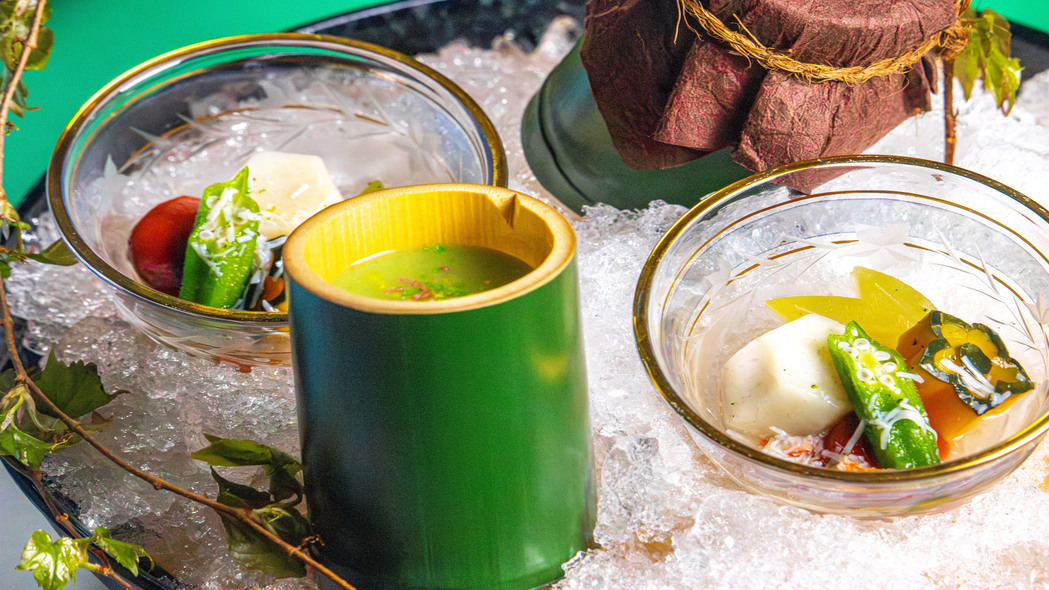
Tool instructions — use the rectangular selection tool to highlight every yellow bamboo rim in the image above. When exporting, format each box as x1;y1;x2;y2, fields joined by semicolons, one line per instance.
283;184;576;315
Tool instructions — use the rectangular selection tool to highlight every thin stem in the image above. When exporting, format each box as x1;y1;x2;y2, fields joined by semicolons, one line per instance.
0;269;28;379
28;468;79;536
0;0;50;202
29;375;355;589
944;58;957;165
1;282;355;590
84;564;138;590
6;461;134;590
28;469;123;577
102;570;138;590
2;281;356;588
0;4;354;582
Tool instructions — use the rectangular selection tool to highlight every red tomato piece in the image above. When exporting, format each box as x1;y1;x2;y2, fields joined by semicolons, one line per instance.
823;411;880;468
128;196;201;296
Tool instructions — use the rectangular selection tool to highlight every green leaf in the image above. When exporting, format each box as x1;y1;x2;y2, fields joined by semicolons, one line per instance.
1;198;28;230
0;385;62;470
256;505;311;552
192;433;277;466
33;350;122;420
210;467;273;510
215;509;308;578
954;8;1023;115
26;239;78;266
15;530;90;590
0;67;30;117
0;361;115;469
23;26;52;71
90;527;151;578
1;40;16;72
195;437;310;575
954;44;979;98
80;411;113;434
0;3;52;71
192;434;303;502
265;463;302;503
0;416;57;470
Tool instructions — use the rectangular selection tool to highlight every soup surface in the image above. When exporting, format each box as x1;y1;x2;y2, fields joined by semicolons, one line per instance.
331;244;532;301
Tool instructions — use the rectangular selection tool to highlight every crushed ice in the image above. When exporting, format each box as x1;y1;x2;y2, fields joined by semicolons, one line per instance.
5;17;1049;590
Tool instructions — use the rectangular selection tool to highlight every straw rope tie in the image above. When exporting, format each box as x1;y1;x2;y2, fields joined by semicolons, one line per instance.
675;0;971;84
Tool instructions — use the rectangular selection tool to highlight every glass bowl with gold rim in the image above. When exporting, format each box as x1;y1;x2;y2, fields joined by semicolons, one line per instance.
47;33;506;367
634;155;1049;516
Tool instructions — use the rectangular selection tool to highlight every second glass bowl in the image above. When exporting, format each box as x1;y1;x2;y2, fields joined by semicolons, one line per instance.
635;155;1049;516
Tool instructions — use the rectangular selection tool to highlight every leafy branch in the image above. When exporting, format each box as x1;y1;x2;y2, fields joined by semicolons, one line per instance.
192;435;315;579
17;528;149;590
942;7;1023;165
0;1;357;588
0;0;50;202
0;349;144;590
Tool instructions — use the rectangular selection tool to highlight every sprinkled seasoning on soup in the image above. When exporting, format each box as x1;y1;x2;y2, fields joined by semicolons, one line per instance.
331;244;532;301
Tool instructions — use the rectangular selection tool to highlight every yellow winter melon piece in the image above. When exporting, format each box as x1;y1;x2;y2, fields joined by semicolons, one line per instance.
766;267;935;347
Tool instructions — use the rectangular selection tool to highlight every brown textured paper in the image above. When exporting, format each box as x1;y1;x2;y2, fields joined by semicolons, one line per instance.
580;0;955;172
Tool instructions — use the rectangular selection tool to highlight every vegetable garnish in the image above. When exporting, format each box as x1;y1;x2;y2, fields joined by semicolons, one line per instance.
179;167;262;309
768;267;934;349
822;411;880;470
828;321;940;470
128;195;200;296
898;311;1034;415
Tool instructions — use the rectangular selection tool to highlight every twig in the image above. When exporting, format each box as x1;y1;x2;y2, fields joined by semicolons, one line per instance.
14;462;133;590
4;456;134;590
92;566;137;590
0;281;356;590
942;0;971;165
0;3;355;587
0;0;49;203
944;58;958;165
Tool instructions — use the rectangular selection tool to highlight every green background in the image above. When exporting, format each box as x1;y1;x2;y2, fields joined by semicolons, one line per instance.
7;0;386;206
6;0;1046;206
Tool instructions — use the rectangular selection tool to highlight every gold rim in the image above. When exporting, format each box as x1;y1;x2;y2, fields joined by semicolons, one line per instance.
47;32;507;323
633;154;1049;483
283;183;576;315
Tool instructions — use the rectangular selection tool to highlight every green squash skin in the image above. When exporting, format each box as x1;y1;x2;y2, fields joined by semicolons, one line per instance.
918;311;1034;415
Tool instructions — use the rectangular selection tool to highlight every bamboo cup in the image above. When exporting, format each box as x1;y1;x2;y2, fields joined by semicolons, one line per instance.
283;184;595;589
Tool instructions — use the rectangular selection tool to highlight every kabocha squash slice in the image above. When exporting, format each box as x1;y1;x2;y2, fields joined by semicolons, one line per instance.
898;311;1034;415
768;267;934;348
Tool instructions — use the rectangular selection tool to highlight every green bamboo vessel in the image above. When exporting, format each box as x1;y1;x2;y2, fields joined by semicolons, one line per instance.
284;184;595;589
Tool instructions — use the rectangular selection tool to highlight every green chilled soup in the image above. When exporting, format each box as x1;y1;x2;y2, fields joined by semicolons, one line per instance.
331;244;533;301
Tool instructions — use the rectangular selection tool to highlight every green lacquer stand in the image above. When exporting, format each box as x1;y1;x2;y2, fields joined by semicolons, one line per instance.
520;41;752;213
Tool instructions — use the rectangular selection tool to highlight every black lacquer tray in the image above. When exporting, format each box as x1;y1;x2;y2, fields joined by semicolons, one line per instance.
6;4;1048;589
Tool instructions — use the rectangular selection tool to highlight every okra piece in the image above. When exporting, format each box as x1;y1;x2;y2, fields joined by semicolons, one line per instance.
179;167;261;309
827;321;941;469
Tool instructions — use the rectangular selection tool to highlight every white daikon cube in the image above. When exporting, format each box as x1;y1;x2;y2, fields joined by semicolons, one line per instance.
721;314;851;438
246;151;343;240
